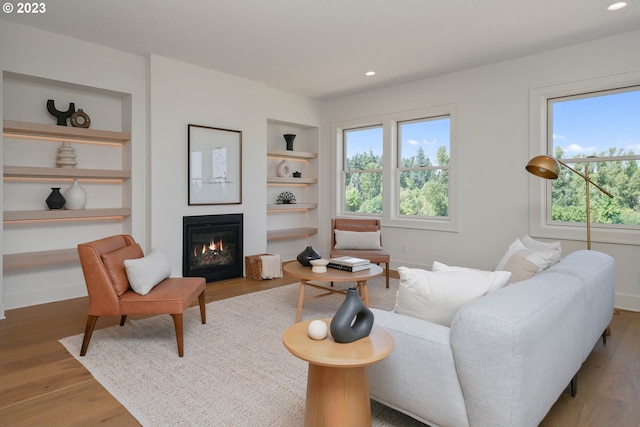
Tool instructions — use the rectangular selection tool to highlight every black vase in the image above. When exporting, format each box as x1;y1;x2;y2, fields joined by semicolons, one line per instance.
283;134;296;151
330;287;374;343
296;246;321;267
46;187;66;210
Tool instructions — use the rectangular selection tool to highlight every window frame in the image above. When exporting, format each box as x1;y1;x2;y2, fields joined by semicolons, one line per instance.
528;71;640;245
334;105;458;232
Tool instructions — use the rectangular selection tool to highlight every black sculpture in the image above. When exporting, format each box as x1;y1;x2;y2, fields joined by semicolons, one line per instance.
47;99;75;126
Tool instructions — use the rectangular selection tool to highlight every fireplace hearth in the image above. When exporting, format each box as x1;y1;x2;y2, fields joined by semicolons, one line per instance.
183;214;243;282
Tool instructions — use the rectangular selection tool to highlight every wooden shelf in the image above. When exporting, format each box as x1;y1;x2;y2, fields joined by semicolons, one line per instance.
267;203;317;211
267;227;318;241
4;208;131;222
3;248;78;270
3;166;130;180
3;120;130;144
267;149;317;160
267;177;317;185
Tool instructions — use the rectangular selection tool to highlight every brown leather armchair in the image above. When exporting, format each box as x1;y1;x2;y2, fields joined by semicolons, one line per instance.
330;218;390;288
77;234;206;357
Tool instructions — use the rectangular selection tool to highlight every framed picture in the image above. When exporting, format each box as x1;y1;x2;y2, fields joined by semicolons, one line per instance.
188;124;242;205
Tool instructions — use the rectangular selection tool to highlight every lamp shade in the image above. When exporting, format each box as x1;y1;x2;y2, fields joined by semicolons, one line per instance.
526;155;561;179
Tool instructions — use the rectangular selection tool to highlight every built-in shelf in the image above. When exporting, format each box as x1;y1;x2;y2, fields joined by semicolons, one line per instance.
267;203;317;211
3;166;130;180
3;248;78;271
4;208;131;222
3;119;130;144
267;227;318;241
267;177;317;185
267;149;317;160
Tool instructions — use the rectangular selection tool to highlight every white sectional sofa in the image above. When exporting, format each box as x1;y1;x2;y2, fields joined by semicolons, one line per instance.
369;250;615;427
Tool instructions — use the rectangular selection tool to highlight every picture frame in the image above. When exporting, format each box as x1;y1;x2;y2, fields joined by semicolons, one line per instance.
188;124;242;205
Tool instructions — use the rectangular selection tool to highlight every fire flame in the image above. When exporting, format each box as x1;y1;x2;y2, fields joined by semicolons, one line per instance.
196;239;224;255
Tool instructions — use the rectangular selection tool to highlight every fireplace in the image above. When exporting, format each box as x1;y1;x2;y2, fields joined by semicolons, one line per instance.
183;214;243;282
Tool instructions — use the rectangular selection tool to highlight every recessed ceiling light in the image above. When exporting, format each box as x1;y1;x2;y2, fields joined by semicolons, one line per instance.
365;71;376;76
607;1;628;10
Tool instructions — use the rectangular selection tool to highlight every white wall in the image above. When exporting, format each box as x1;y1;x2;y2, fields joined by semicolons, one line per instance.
0;21;148;315
148;55;268;272
322;29;640;311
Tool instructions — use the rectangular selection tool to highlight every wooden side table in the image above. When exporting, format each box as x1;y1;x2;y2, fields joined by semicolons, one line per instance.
283;262;384;322
282;318;394;427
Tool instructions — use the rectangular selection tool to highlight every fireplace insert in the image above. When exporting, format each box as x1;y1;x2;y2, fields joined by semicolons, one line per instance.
183;214;243;282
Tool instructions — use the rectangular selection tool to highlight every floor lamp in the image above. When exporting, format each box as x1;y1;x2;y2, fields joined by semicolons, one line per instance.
525;155;614;250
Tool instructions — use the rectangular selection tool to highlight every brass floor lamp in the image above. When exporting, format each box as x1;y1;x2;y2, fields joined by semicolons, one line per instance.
526;155;614;250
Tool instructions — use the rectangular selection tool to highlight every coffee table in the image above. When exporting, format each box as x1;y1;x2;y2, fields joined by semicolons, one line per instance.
282;318;394;427
283;262;384;323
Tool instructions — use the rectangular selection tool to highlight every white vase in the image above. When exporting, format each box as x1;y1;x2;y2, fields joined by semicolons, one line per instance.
63;179;87;210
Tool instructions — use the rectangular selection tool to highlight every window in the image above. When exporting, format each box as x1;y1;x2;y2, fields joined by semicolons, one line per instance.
398;117;450;217
342;126;383;214
549;87;640;226
529;71;640;245
336;105;457;231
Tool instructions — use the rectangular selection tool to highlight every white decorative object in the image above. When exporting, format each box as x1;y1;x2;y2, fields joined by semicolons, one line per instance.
63;179;87;210
307;319;328;340
56;141;78;168
276;160;291;177
310;259;329;273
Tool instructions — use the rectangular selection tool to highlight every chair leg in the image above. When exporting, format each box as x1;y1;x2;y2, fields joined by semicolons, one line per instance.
570;373;578;397
385;262;390;288
171;313;184;357
198;290;207;324
602;329;608;345
119;315;127;326
80;315;99;356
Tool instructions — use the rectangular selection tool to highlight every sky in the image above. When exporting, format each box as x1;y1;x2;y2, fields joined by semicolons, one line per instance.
552;88;640;157
346;87;639;163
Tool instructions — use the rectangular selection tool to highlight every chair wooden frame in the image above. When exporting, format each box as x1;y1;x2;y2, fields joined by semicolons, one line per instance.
330;218;390;288
77;234;206;357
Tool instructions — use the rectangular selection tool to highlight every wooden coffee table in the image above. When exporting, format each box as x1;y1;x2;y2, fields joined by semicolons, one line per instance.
283;262;384;323
282;318;394;427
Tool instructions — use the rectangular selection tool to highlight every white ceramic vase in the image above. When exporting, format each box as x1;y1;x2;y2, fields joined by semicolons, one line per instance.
63;179;87;210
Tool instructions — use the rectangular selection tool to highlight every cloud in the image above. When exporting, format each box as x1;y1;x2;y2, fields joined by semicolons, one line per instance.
564;143;598;154
408;139;419;146
553;133;566;140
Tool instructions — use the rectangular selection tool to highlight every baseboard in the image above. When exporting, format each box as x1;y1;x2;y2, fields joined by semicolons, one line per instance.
614;292;640;312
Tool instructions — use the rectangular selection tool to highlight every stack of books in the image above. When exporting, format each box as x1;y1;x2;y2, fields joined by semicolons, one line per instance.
327;256;371;272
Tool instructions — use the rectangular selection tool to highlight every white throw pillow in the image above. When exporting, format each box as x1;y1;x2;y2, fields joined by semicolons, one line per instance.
394;266;493;327
431;261;511;293
521;235;562;265
333;229;382;250
495;239;555;283
124;249;172;296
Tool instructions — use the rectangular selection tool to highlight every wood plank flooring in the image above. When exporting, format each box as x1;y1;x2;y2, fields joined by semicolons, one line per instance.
1;274;638;427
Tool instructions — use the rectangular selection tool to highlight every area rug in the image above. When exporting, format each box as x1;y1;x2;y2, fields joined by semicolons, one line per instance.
60;278;428;427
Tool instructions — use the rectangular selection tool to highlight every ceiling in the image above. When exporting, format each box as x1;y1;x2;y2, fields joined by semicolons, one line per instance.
2;0;640;100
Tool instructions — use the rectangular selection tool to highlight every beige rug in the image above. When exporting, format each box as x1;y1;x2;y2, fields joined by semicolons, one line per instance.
60;278;427;427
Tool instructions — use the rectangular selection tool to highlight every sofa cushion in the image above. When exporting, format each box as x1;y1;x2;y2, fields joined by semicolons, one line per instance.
101;243;144;295
495;239;555;283
395;266;493;326
333;229;382;250
124;249;172;295
431;261;511;293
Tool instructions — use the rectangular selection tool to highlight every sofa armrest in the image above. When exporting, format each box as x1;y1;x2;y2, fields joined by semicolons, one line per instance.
369;308;470;427
450;274;586;427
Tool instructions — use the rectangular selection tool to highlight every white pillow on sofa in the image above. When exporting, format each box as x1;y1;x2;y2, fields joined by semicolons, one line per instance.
333;229;382;250
431;261;511;293
495;239;555;284
521;235;562;265
124;249;172;295
395;266;493;327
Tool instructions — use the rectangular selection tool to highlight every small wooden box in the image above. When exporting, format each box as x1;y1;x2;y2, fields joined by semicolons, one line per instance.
245;253;272;280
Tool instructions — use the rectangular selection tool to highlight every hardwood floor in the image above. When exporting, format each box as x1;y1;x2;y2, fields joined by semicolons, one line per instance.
1;275;639;427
